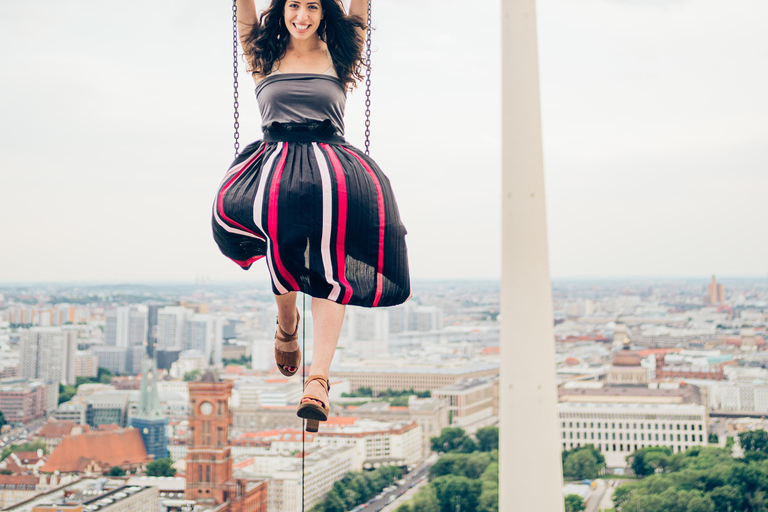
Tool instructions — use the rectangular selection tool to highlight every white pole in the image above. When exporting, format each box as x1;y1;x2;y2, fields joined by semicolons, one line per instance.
500;0;564;510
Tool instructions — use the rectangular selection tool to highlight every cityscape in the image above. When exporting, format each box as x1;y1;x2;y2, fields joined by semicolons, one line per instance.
0;276;766;511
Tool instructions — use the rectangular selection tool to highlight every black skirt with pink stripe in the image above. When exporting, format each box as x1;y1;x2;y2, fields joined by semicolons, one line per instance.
212;131;410;308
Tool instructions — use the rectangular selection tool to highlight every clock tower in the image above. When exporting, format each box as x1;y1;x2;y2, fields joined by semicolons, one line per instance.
185;370;235;504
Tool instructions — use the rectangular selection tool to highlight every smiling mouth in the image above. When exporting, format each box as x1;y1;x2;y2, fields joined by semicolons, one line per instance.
293;23;310;31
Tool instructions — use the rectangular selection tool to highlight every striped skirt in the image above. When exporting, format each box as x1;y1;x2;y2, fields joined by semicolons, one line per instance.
212;137;410;308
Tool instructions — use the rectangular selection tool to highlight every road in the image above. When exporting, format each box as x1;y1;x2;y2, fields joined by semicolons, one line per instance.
354;456;436;512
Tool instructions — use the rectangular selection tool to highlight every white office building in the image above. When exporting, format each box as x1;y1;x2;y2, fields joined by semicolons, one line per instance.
105;305;148;348
19;327;77;385
558;401;708;467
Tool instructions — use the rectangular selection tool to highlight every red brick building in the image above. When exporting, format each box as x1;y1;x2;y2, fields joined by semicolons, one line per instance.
186;370;267;512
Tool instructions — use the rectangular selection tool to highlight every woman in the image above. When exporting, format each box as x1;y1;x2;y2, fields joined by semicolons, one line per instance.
212;0;410;432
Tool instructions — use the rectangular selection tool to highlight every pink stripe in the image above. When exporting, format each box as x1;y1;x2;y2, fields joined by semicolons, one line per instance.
230;255;264;268
267;144;300;291
343;148;385;306
217;147;267;239
322;144;353;304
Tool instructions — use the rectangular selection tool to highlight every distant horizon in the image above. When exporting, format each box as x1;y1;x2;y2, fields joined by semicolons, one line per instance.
1;274;766;288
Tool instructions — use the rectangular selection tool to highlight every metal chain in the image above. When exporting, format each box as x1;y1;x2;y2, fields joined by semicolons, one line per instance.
232;0;241;159
364;0;372;156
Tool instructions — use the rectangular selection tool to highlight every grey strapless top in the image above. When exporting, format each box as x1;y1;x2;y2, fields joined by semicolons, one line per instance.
256;74;347;135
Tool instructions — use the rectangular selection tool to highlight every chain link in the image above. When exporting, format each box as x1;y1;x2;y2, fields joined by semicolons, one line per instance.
233;0;241;159
364;0;372;156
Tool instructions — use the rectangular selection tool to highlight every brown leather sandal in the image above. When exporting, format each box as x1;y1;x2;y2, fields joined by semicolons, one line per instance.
297;375;330;433
275;308;301;377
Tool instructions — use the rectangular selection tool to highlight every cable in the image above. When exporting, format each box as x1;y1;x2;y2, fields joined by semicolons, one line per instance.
301;292;306;512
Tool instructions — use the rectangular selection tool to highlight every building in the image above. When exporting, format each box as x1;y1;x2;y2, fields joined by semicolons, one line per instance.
6;482;158;512
105;305;148;349
40;428;151;475
316;419;423;470
433;376;498;431
128;354;169;460
19;327;77;385
330;362;499;395
185;370;268;512
35;419;90;453
236;446;355;512
0;378;49;425
74;351;98;378
558;382;708;467
91;345;144;375
706;275;726;305
157;306;193;351
0;475;40;509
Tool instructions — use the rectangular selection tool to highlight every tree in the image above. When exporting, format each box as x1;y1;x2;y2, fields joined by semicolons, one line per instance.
108;466;126;476
739;429;768;453
564;494;585;512
430;427;471;454
627;446;672;477
145;458;176;477
708;432;719;444
431;475;482;512
0;409;5;429
98;367;113;384
563;449;600;480
475;426;499;452
183;369;201;382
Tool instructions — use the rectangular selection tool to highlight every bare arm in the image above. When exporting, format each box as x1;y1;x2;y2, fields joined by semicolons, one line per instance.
236;0;259;52
348;0;368;38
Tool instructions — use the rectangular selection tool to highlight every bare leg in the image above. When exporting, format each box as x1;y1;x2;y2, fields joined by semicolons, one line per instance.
302;297;345;406
275;292;299;373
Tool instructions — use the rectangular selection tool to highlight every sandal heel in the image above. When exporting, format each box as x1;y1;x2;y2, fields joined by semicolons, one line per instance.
305;419;320;432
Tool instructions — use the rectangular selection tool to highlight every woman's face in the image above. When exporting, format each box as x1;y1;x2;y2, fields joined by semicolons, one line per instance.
283;0;323;40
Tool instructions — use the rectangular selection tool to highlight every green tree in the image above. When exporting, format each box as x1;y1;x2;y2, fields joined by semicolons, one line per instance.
628;446;672;477
563;449;600;480
0;409;5;428
709;484;742;511
98;367;113;384
475;426;499;452
564;494;585;512
58;384;77;404
431;475;482;512
396;485;440;512
430;427;471;454
108;466;126;476
707;432;719;444
145;458;176;477
739;429;768;453
478;481;498;512
183;369;201;382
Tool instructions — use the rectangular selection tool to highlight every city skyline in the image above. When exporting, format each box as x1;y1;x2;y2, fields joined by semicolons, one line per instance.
1;1;766;282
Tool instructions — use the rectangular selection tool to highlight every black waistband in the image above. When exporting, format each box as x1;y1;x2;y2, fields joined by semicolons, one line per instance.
263;121;346;144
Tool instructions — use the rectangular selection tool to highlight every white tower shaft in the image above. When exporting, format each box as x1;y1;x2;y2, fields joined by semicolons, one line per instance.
500;0;564;510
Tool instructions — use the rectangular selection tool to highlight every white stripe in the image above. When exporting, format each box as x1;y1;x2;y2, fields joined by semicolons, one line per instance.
312;143;341;301
253;144;289;294
213;148;268;240
212;203;265;240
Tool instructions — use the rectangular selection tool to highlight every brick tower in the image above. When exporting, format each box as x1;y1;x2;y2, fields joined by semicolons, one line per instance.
185;370;235;505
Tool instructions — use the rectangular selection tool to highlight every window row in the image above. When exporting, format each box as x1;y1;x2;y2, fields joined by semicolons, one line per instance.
562;421;703;431
563;431;704;443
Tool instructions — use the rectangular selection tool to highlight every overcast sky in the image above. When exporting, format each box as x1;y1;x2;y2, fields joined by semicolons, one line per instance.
1;0;766;283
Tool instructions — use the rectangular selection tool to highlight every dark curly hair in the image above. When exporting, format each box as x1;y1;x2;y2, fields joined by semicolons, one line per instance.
243;0;366;89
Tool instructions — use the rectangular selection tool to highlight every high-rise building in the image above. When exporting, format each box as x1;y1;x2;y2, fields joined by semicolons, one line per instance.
105;306;148;349
128;354;169;460
706;275;725;305
19;327;77;385
156;307;193;351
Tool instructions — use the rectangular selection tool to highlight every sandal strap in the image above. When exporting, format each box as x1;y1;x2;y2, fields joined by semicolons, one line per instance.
276;308;300;340
304;375;330;392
